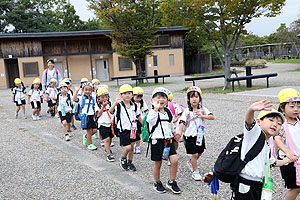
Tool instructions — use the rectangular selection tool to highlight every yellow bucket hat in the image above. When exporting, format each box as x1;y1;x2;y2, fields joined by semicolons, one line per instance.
120;84;133;94
14;78;21;84
257;109;284;122
92;79;100;85
97;87;109;96
133;87;144;95
278;88;300;103
33;78;41;84
81;78;88;83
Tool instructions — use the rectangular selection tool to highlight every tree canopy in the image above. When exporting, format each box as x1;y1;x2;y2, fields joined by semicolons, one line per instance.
88;0;162;76
162;0;286;89
0;0;103;33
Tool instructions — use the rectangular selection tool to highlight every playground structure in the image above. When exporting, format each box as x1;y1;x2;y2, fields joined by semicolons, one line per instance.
235;42;300;60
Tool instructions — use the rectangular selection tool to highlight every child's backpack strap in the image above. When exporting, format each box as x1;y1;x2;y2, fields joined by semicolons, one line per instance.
115;103;122;131
168;101;176;115
164;107;173;123
80;96;86;114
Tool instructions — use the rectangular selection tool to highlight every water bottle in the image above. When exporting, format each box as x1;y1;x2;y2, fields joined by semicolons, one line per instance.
162;146;170;160
261;176;273;200
196;125;205;146
61;103;66;117
295;161;300;186
130;120;137;139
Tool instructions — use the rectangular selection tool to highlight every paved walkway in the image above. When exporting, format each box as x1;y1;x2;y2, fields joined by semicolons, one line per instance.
1;62;300;199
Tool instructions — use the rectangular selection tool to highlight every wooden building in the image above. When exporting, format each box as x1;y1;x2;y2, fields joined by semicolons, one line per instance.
0;26;188;88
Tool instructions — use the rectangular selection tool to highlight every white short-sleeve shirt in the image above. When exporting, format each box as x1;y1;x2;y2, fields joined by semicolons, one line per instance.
179;106;211;137
57;94;73;112
28;89;42;102
97;101;114;128
46;87;58;101
147;109;175;139
240;121;275;181
12;87;26;101
136;99;149;119
115;101;141;131
78;95;99;116
278;119;300;159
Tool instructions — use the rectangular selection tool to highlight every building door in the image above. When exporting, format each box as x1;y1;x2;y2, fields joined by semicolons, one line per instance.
54;62;64;78
5;59;19;88
96;59;109;81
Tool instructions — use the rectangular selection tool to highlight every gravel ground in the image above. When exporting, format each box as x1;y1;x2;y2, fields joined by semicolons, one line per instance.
1;62;300;199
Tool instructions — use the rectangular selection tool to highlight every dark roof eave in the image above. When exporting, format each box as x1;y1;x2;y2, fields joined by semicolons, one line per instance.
0;26;189;39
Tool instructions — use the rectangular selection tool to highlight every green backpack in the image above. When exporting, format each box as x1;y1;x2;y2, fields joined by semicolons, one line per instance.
141;108;173;143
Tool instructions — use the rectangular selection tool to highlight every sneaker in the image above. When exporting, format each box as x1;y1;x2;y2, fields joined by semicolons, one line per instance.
23;115;27;119
153;181;166;194
192;170;202;181
100;140;105;147
36;116;40;120
92;133;99;140
166;180;181;194
110;142;114;147
168;161;171;166
87;143;97;150
135;146;141;154
107;154;115;162
32;115;37;121
65;135;70;141
128;161;137;171
82;134;88;146
71;125;77;130
15;113;18;119
55;114;60;118
120;158;129;170
187;159;193;172
67;129;72;133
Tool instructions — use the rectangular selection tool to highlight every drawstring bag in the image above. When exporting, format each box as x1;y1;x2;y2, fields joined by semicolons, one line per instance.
81;97;92;129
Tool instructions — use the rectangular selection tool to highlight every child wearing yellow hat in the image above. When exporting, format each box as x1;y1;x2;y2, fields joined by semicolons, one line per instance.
178;86;215;181
28;78;43;121
11;78;27;119
45;78;58;117
275;88;300;199
109;84;143;171
96;87;115;162
132;87;149;154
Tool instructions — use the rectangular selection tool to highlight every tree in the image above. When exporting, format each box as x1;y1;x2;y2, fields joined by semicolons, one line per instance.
0;0;86;33
87;0;161;77
162;0;285;89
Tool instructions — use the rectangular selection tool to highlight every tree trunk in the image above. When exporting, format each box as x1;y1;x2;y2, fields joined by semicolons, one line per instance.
223;52;232;90
133;58;144;84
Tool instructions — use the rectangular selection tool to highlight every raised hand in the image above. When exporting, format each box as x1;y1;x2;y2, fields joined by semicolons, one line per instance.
249;99;272;112
151;99;160;111
115;94;122;103
74;85;80;91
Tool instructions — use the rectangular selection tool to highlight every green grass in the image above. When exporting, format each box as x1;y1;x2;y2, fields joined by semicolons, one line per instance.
111;82;173;88
176;85;277;94
271;59;300;64
192;69;244;76
287;68;300;72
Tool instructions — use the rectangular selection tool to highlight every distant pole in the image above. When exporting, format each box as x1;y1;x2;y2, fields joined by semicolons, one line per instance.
197;26;201;74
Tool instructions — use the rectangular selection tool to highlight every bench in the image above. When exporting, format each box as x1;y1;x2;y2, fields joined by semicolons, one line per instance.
111;75;139;86
131;75;170;86
185;74;225;86
226;73;278;91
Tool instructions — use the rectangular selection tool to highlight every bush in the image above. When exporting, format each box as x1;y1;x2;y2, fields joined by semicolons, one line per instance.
246;59;267;66
231;60;247;66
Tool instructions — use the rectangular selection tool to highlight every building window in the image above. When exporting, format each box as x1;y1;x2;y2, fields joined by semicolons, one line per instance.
118;57;132;71
153;56;158;68
23;62;39;77
154;35;170;46
169;54;174;67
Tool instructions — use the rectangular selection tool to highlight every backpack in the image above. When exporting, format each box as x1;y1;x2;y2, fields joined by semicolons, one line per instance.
168;101;184;116
142;107;173;157
214;132;265;183
114;101;138;137
45;68;58;84
56;93;71;108
75;96;95;121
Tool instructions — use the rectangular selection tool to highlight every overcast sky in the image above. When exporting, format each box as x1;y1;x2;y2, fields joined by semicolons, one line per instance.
70;0;300;37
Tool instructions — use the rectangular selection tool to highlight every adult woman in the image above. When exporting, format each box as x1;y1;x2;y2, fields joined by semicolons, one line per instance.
42;59;62;92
